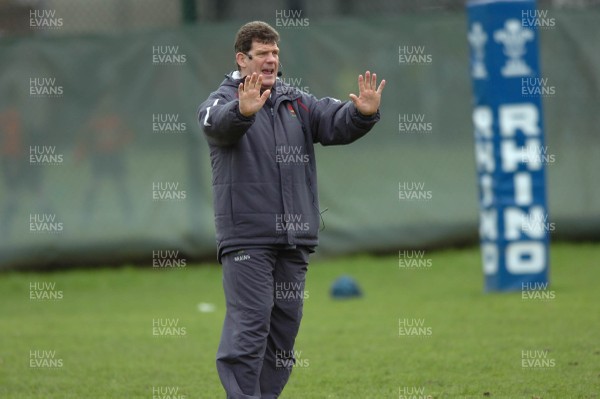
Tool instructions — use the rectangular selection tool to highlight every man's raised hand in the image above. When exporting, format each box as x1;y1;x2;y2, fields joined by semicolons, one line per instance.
349;71;386;116
238;73;271;117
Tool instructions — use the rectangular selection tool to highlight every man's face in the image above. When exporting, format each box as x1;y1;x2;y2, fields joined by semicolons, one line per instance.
238;40;279;89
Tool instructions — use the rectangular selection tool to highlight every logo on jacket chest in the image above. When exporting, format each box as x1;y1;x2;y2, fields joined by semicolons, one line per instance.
286;103;297;118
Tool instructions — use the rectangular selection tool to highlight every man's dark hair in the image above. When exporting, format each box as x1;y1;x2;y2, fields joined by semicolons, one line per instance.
234;21;280;71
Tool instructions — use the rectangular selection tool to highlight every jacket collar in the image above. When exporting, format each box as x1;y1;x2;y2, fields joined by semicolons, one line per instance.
223;71;301;102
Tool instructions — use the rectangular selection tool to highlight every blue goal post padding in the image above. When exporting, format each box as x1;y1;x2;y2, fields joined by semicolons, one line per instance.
467;0;550;292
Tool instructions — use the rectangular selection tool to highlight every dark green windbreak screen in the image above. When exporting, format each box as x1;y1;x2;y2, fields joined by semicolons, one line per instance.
1;13;599;270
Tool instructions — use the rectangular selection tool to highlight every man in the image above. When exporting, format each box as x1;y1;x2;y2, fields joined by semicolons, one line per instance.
198;21;385;398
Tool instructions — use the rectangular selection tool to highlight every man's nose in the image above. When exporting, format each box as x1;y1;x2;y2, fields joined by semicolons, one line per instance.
265;53;277;64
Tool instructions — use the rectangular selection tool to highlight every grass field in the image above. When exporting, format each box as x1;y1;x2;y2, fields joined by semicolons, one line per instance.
1;242;599;398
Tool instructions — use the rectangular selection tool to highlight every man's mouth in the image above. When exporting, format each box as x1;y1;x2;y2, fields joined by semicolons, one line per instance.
261;68;275;77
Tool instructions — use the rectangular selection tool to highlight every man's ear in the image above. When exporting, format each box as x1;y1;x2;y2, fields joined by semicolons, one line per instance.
235;52;247;71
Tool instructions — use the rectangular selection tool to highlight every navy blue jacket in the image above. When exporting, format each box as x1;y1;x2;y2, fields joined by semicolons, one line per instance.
198;71;380;260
